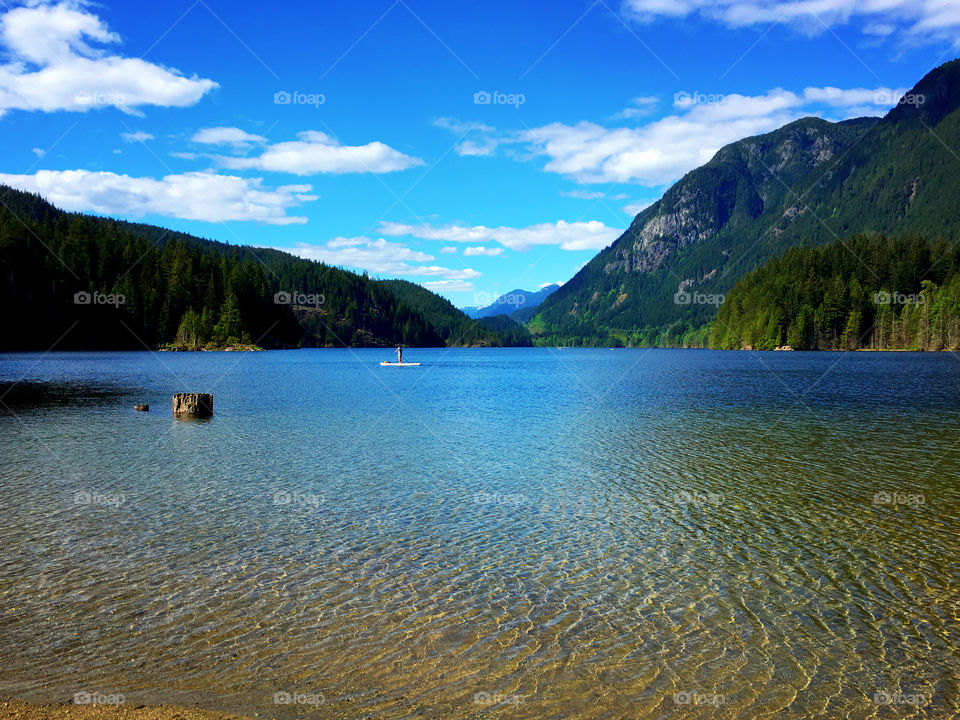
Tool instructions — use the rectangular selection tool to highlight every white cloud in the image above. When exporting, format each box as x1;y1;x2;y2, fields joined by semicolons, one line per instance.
559;189;605;199
410;266;481;279
611;95;660;120
913;1;960;33
433;117;495;134
0;169;316;224
455;138;500;157
438;246;458;254
421;279;476;292
121;131;153;143
286;237;429;270
31;147;45;156
219;130;423;175
864;22;897;35
463;246;505;256
520;85;906;186
802;85;908;108
191;126;267;147
435;85;902;187
379;219;622;252
433;117;502;156
622;0;960;42
281;236;480;279
521;117;758;186
0;2;217;117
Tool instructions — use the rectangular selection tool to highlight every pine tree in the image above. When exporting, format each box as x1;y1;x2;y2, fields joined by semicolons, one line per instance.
175;308;202;350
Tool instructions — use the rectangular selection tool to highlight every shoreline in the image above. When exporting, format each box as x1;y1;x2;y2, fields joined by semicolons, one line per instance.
1;345;954;353
0;699;256;720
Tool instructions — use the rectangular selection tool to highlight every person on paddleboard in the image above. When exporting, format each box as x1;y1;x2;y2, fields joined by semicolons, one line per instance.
395;345;403;364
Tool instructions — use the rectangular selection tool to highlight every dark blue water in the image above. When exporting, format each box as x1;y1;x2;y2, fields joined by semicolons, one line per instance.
1;348;958;719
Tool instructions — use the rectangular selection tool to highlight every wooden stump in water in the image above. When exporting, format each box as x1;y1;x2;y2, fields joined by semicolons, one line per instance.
172;393;213;418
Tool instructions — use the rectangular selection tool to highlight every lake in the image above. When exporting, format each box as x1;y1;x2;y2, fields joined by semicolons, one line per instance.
0;348;958;719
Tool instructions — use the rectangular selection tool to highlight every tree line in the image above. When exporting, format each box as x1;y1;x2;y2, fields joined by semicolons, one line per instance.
710;235;960;351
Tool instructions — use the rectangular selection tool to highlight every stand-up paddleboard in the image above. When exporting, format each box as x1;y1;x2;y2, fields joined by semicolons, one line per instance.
381;361;421;366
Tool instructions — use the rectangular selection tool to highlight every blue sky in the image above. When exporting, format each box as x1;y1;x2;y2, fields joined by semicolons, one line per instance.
0;0;957;307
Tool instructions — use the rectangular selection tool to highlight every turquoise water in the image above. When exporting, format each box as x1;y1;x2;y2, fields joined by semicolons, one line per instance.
0;348;958;719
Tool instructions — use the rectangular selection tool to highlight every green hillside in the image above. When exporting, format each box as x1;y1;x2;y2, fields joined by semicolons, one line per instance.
0;186;506;350
711;235;960;351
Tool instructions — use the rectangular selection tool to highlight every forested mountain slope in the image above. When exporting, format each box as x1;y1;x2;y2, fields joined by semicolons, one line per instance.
0;187;510;350
532;59;960;346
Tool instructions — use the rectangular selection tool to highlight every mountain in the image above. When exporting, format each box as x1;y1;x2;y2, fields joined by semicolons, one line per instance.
0;186;514;350
374;279;514;346
711;234;960;351
463;284;560;320
532;58;960;347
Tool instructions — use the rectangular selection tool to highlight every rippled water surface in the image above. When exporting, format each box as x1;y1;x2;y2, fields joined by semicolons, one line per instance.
1;348;958;719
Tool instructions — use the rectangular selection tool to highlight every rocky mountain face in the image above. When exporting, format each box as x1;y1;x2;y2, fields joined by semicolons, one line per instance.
606;117;872;277
532;59;960;346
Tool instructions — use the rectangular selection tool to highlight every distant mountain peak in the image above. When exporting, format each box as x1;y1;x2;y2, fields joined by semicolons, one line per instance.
465;284;560;319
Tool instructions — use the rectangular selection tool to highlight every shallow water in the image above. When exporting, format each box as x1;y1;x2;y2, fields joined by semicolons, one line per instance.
0;348;958;718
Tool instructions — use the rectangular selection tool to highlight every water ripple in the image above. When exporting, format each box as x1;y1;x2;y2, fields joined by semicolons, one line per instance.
0;349;958;719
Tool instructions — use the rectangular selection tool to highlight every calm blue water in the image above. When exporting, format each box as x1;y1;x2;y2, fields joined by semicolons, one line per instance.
0;348;958;719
